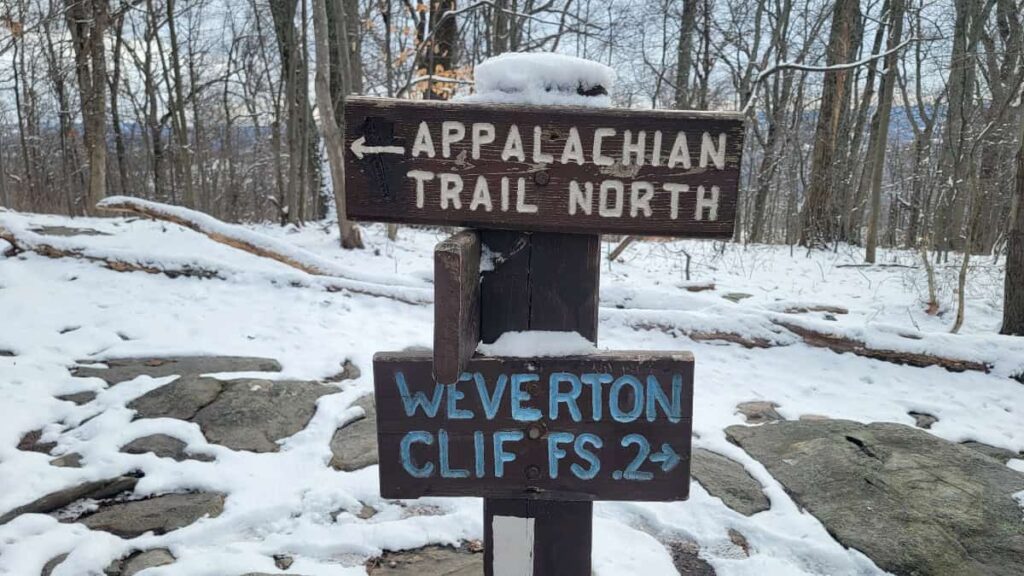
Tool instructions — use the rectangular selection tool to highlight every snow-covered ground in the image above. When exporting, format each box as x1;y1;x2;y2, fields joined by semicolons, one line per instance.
1;210;1022;575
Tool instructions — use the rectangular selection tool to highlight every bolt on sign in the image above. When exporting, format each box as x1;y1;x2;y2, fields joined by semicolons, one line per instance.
374;351;694;501
344;97;744;237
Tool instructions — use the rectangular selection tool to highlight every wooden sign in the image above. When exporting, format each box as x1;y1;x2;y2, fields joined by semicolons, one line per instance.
373;350;694;501
344;96;744;237
433;230;480;385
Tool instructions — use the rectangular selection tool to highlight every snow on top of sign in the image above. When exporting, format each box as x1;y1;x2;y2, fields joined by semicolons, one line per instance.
462;52;615;108
477;330;597;357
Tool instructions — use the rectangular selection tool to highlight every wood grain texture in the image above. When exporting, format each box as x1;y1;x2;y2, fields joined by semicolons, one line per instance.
344;96;744;237
433;230;481;384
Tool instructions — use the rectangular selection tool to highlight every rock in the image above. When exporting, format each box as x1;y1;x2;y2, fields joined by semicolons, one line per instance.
367;546;481;575
324;359;361;382
56;391;97;405
721;292;753;303
726;420;1024;576
49;453;83;468
81;492;224;538
330;395;379;471
691;448;769;516
798;414;830;421
909;410;938;429
73;356;282;384
0;476;139;525
727;529;750;557
0;349;14;357
192;379;334;452
273;554;294;570
357;505;378;519
735;401;782;424
18;429;56;453
121;434;214;462
128;376;224;421
114;549;175;576
664;540;716;576
41;554;68;576
960;440;1022;464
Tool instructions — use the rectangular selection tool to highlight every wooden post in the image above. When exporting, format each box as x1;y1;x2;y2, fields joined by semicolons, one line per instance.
479;230;600;576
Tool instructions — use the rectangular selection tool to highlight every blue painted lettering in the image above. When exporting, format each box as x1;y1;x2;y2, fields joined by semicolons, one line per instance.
446;383;474;419
610;375;644;422
572;433;602;480
645;374;682;422
475;372;507;420
493;430;524;477
549;373;583;422
510;374;542;421
474;431;485;478
400;431;434;478
439;429;469;478
581;373;613;421
547;432;574;479
396;371;443;418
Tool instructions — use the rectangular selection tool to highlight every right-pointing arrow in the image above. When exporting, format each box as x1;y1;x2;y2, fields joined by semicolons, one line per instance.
650;443;681;472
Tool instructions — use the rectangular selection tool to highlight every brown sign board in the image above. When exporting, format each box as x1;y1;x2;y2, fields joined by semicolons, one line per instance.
344;96;744;237
373;350;694;501
433;230;480;385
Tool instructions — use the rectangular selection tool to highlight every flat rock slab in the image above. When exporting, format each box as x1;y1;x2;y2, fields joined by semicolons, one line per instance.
367;546;482;575
73;356;282;384
330;395;379;471
128;376;224;421
56;391;97;405
691;448;769;516
726;420;1024;576
192;379;335;452
121;434;214;462
0;476;139;525
128;375;335;452
81;492;224;538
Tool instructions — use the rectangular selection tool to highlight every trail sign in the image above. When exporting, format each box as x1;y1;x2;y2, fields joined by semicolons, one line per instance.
373;350;694;501
344;97;744;237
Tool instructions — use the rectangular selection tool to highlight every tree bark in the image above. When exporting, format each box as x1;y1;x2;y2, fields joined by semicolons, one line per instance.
1001;116;1024;335
65;0;110;214
800;0;861;247
674;0;697;109
864;0;904;263
314;0;363;248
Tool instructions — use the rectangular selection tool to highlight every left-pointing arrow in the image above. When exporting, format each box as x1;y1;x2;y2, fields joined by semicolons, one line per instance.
350;136;405;160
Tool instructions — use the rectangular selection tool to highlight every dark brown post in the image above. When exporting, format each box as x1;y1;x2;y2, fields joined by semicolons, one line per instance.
479;230;600;576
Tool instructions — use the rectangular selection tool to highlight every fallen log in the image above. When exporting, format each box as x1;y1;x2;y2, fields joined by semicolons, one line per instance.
96;196;421;289
772;319;990;373
1;224;432;305
0;226;221;280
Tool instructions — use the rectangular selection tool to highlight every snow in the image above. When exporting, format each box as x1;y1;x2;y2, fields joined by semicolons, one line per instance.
463;52;615;107
476;331;597;357
1;209;1023;575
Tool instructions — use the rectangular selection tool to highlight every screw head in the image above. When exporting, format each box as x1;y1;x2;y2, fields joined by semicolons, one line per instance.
526;465;541;479
533;171;550;185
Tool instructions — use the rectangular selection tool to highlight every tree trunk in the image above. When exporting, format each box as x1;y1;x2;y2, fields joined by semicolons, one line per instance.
313;0;363;248
864;0;904;263
800;0;860;247
65;0;110;214
674;0;697;109
1001;117;1024;335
